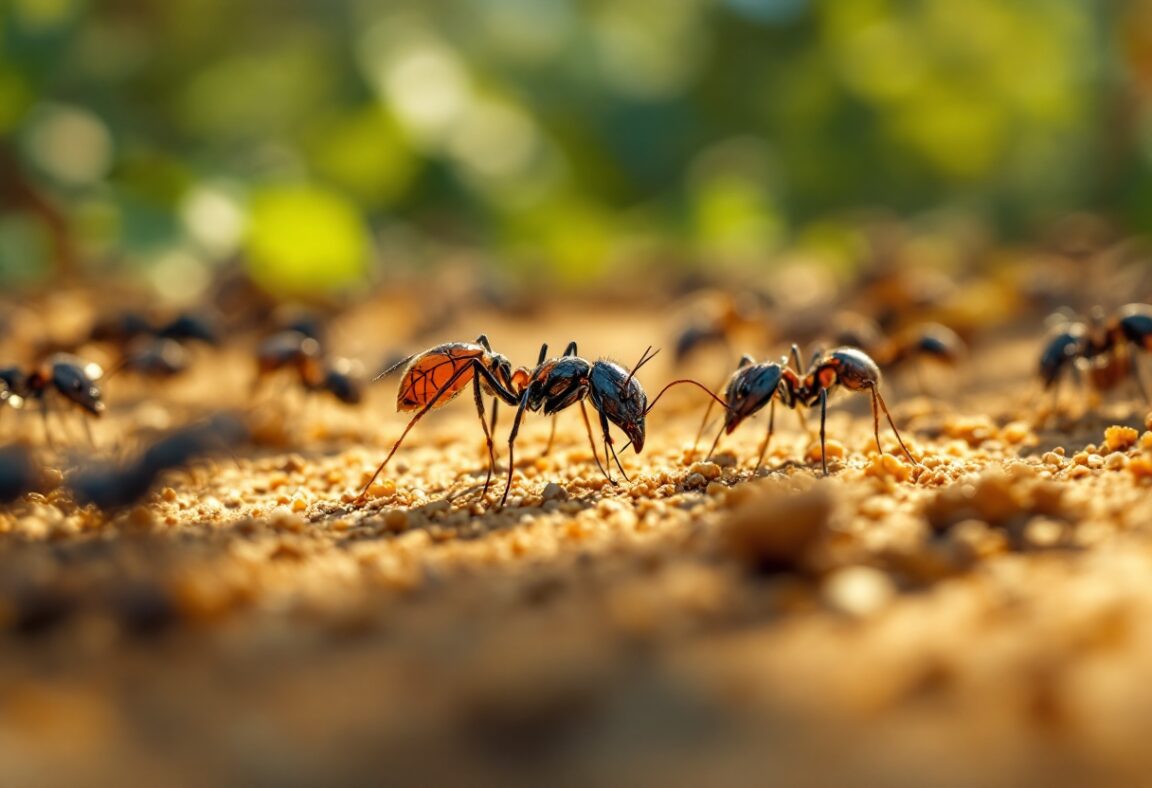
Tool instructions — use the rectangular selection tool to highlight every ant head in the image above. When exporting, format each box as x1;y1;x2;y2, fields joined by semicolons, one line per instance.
590;359;647;452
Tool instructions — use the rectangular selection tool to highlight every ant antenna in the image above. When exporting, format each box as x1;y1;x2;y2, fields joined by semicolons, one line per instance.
625;346;660;386
643;378;729;417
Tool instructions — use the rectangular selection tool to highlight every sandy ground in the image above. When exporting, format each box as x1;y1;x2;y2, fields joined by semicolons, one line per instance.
3;296;1152;787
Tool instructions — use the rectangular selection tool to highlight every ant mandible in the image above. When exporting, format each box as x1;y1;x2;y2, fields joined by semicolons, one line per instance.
706;345;918;475
357;335;527;501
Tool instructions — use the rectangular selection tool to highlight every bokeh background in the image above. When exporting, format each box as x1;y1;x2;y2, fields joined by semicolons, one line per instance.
2;0;1151;297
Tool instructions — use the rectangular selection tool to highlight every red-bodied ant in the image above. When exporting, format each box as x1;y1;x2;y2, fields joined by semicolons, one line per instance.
356;335;528;501
702;345;918;475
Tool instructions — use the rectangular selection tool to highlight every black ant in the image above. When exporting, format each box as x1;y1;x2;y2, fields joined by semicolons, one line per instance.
1;355;105;445
108;337;191;380
89;310;220;347
499;343;727;507
823;313;965;395
69;413;248;510
705;345;918;475
1039;303;1152;407
254;330;365;406
356;335;528;500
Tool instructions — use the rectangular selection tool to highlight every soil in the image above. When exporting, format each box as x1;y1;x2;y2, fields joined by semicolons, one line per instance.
3;295;1152;787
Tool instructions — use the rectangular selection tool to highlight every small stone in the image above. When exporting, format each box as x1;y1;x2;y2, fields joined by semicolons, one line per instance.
822;566;895;617
541;482;568;502
1104;425;1139;453
688;461;722;480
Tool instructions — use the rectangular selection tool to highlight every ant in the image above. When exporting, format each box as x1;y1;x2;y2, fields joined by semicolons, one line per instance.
1;355;105;445
1039;303;1152;407
88;310;220;347
69;413;248;510
254;330;365;406
108;337;190;380
499;343;727;507
356;335;528;500
823;313;966;394
704;345;918;475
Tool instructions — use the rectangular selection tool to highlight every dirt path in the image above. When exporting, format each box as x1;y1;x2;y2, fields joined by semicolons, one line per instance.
2;300;1151;786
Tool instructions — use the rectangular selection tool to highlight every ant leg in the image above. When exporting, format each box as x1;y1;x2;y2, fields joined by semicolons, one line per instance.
869;386;882;455
578;400;611;482
753;398;776;472
489;397;499;437
871;385;919;466
794;404;810;436
500;392;532;507
705;420;725;461
819;387;828;476
790;344;804;371
599;408;630;482
40;399;56;450
691;395;717;458
542;414;558;458
356;360;480;502
563;341;578;356
471;376;496;497
81;414;96;448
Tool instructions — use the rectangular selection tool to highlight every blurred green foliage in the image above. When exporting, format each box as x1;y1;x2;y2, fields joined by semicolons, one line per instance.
0;0;1150;294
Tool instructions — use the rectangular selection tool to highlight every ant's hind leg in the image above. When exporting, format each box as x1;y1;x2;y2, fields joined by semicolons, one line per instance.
542;414;558;458
471;377;497;497
753;399;776;473
818;388;828;476
579;400;612;483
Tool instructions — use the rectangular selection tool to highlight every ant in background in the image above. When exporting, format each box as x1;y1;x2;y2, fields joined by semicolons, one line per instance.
253;330;365;406
825;312;966;387
87;309;220;382
69;413;248;510
357;335;528;500
704;345;918;475
1039;303;1152;409
0;354;105;445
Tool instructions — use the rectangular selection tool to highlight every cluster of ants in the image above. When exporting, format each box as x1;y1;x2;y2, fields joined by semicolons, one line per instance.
354;335;919;507
8;293;1152;514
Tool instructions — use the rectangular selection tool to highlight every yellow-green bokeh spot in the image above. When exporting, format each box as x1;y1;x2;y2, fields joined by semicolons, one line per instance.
245;184;369;297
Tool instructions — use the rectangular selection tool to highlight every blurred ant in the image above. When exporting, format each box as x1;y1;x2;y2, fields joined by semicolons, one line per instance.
88;310;220;347
1039;303;1152;408
672;291;766;364
356;335;527;500
253;330;365;406
704;345;918;475
69;413;248;510
823;312;966;392
0;443;39;504
1;355;105;445
107;337;190;380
